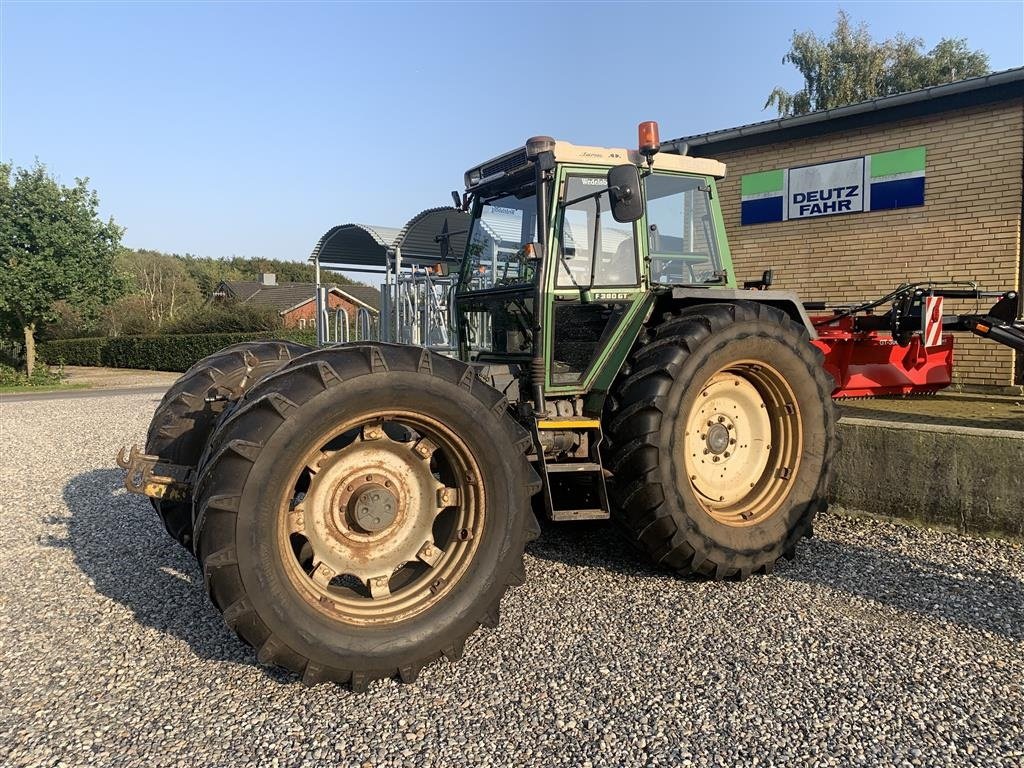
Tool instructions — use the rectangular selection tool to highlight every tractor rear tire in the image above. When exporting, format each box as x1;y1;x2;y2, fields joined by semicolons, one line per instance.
192;344;541;689
145;340;311;550
605;302;836;579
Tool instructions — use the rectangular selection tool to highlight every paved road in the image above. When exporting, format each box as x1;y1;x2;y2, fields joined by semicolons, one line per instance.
0;385;169;403
1;392;1022;767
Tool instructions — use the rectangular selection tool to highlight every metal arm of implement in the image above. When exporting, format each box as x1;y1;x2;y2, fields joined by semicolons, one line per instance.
809;284;1022;398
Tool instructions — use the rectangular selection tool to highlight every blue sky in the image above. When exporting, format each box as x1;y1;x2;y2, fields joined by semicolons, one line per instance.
2;1;1022;277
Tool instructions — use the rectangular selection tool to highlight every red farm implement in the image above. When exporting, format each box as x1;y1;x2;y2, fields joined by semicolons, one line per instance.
806;283;1023;398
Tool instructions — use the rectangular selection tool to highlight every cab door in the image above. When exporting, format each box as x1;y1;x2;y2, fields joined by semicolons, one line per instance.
543;166;648;395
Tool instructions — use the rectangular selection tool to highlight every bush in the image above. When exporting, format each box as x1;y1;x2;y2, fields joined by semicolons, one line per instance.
98;295;159;337
39;300;102;341
0;362;63;387
38;330;317;372
163;302;283;334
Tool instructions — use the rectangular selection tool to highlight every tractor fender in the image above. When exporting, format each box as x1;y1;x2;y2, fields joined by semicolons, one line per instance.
665;288;818;339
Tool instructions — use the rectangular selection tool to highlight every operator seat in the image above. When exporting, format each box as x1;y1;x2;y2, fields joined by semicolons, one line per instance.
595;235;635;286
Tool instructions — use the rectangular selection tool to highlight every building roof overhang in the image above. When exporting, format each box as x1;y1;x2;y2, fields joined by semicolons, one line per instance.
664;66;1024;156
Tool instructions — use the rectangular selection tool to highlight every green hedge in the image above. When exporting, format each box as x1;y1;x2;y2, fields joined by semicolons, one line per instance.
38;337;107;367
39;331;317;373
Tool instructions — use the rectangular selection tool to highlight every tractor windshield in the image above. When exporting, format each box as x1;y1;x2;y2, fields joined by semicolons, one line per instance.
459;191;539;291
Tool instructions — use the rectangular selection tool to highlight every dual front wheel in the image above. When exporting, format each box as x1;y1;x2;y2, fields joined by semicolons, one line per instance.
190;345;539;688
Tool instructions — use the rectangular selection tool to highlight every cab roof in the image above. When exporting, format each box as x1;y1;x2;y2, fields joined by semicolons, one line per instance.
464;139;727;191
550;140;727;178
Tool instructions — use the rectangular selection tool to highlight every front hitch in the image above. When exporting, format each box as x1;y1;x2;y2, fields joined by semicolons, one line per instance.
116;445;193;502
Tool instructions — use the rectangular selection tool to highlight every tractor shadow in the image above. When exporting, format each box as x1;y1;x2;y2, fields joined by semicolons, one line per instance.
528;514;1024;641
50;468;291;680
51;469;1023;656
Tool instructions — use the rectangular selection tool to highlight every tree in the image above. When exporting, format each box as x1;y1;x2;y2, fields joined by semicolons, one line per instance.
0;162;124;374
765;10;991;116
117;249;202;330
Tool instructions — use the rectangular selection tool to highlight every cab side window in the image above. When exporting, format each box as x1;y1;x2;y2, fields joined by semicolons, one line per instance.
645;173;721;285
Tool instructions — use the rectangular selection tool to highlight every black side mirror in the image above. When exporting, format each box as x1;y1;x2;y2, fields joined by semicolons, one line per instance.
607;164;643;223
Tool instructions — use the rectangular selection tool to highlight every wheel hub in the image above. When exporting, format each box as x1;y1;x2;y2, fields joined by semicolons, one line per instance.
281;414;485;623
705;422;731;455
348;484;398;532
301;437;440;587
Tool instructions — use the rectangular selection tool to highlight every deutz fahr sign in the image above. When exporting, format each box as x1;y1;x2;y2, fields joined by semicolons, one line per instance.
788;157;864;219
740;147;926;226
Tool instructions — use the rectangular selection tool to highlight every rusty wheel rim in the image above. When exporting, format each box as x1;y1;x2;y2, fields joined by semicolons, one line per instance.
681;362;802;526
278;411;485;625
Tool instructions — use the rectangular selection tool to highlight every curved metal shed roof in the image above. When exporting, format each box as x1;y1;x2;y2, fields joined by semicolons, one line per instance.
393;207;471;263
311;208;471;268
310;223;402;268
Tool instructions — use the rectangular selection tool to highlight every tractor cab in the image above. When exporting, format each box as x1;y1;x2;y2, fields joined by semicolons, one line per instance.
454;124;735;398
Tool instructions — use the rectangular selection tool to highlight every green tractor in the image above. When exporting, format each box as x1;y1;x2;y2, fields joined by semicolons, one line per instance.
120;123;836;688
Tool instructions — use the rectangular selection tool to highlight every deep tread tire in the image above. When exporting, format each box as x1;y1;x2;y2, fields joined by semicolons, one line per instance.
605;301;836;579
144;340;311;550
192;343;541;688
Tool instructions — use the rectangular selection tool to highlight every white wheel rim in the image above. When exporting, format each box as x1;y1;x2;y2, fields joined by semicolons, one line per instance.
681;362;802;526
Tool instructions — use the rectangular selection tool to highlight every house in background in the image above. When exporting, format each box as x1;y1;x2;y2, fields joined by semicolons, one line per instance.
210;273;380;330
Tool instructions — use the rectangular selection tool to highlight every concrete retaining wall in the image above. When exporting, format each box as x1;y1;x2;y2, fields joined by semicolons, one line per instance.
832;417;1023;537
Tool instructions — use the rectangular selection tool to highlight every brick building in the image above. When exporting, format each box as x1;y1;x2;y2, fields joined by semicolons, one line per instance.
211;273;380;331
669;68;1023;392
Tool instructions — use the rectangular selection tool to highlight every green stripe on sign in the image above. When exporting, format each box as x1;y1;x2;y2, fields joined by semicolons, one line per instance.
869;146;925;178
740;169;784;196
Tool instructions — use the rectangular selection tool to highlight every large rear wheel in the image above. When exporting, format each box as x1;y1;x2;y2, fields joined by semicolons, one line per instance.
605;302;836;579
192;344;540;688
145;340;311;550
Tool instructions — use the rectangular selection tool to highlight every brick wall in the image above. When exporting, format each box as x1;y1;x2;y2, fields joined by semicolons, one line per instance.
282;294;366;329
704;98;1023;389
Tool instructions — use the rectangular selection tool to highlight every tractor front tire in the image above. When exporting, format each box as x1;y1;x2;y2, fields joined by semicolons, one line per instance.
192;344;541;689
145;340;311;550
605;302;836;579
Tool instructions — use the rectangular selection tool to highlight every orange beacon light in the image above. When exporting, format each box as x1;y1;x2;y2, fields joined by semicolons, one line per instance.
638;121;660;158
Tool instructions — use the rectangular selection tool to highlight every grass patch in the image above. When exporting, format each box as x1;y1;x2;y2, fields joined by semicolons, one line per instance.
1;361;73;391
0;381;92;395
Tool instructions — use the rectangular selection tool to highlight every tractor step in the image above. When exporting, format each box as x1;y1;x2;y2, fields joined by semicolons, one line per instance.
545;462;602;473
532;418;611;522
549;508;610;522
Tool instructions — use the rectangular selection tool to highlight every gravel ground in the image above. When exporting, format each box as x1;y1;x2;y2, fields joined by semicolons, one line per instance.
1;392;1022;768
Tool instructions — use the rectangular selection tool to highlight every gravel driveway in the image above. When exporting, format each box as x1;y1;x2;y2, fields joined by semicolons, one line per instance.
2;392;1022;767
